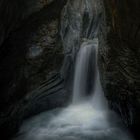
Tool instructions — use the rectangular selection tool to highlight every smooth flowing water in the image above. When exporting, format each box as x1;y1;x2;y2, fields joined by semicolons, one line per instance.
13;0;134;139
14;39;133;140
72;39;106;108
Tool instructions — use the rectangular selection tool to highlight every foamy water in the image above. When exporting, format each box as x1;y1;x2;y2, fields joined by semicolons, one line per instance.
14;102;133;140
14;39;133;140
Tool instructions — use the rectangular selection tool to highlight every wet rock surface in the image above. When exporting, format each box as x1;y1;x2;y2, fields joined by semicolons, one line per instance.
0;0;139;139
0;0;67;139
99;0;140;139
0;0;55;47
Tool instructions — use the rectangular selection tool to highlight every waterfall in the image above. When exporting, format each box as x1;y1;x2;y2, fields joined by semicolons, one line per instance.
14;58;134;140
13;0;134;140
72;38;107;111
14;38;133;140
72;40;96;103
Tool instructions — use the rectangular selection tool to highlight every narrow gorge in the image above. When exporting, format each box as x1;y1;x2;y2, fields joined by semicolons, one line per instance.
0;0;139;140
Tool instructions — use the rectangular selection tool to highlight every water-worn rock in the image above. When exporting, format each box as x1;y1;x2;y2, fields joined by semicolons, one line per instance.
0;0;140;139
60;0;102;81
0;0;55;47
99;0;140;139
0;0;67;139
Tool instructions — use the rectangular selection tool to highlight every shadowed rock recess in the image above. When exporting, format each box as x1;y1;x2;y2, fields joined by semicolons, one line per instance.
0;0;68;139
99;0;140;139
0;0;139;139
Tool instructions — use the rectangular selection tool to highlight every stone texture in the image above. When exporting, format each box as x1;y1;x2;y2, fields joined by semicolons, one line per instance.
0;0;67;139
99;0;140;139
0;0;140;139
0;0;56;47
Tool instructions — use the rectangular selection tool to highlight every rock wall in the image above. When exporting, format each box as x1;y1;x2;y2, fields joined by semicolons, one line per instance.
0;0;140;139
0;0;51;47
0;0;68;139
99;0;140;139
60;0;102;82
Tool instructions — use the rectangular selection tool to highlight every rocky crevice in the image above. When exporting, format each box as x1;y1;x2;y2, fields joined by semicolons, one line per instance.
0;0;140;139
99;0;140;139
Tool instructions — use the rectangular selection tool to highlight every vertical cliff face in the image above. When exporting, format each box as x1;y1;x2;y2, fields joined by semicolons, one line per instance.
0;0;68;139
0;0;68;108
0;0;51;47
60;0;102;82
0;0;140;139
99;0;140;138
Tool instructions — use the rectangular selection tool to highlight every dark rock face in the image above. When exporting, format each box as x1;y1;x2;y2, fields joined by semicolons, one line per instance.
99;0;140;139
0;0;51;47
0;0;68;139
0;0;140;139
0;0;66;109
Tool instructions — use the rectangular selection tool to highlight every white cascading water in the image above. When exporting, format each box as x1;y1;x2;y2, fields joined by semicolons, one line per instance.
72;40;96;103
72;39;107;109
14;38;134;140
13;0;134;140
